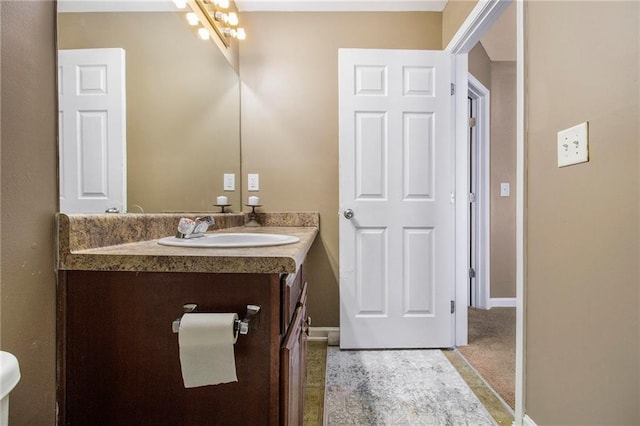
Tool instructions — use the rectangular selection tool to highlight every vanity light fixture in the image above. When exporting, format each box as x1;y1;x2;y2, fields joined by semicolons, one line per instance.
186;0;246;46
221;27;245;40
214;11;238;26
227;12;239;26
198;27;210;40
213;0;230;9
186;12;199;26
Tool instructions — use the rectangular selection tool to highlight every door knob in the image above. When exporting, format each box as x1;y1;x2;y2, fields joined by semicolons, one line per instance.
343;209;354;219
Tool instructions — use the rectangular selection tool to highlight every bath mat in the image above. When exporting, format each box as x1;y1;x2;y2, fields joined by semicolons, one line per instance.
324;348;495;425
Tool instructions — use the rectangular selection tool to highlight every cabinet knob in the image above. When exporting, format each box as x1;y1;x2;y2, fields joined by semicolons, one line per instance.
303;316;312;335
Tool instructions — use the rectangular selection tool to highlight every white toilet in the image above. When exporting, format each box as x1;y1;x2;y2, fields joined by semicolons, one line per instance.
0;351;20;426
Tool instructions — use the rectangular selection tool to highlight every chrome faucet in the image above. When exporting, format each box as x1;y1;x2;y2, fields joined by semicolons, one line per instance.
175;216;215;239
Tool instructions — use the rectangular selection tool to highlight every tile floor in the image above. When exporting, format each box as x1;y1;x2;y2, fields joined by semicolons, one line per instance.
304;341;328;425
303;341;513;426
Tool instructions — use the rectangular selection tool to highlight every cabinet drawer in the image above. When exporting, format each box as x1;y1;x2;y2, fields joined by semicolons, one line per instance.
281;265;303;334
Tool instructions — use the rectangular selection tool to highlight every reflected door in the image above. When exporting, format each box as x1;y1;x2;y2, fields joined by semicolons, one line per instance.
58;48;126;213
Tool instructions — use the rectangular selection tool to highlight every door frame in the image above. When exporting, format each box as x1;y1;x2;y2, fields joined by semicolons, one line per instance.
445;0;525;424
467;74;491;310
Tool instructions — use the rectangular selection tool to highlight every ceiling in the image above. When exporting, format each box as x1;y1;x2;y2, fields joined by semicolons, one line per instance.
235;0;447;12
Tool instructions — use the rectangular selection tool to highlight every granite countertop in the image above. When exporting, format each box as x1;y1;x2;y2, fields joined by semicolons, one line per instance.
57;213;319;274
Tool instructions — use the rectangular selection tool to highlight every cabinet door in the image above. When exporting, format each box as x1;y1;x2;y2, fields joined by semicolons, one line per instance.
280;287;308;426
61;271;282;425
281;267;303;335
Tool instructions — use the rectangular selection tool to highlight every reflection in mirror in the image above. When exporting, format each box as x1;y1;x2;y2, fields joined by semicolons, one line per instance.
57;6;241;213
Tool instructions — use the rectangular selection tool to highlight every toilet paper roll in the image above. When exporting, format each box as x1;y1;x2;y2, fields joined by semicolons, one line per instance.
178;312;239;388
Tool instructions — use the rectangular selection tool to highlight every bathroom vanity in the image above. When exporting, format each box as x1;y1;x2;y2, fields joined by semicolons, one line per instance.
56;213;318;425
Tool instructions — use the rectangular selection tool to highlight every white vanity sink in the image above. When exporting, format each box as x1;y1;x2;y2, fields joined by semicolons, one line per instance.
158;233;300;248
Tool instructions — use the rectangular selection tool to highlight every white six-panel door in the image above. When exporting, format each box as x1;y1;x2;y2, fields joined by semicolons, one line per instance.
58;48;126;213
339;49;455;349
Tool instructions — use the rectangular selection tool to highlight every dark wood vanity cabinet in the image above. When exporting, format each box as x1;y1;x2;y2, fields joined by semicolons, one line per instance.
281;283;308;426
58;266;308;425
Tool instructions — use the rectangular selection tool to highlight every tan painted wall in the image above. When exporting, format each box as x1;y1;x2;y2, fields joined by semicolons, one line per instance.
0;2;58;424
58;13;241;213
490;61;516;298
468;42;491;90
239;12;442;326
442;0;478;49
526;1;640;423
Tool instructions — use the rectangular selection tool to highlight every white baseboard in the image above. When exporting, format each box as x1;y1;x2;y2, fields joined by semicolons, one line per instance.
308;327;340;346
490;297;516;308
521;414;538;426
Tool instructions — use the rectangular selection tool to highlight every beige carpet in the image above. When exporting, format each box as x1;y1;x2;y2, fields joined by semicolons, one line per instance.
457;307;516;409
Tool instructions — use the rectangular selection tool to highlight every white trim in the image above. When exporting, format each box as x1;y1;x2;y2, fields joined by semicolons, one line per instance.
58;0;179;13
514;0;525;424
446;1;525;425
467;74;491;311
448;0;513;349
308;327;340;346
523;415;538;426
453;53;469;347
490;297;516;308
445;0;513;54
235;0;447;12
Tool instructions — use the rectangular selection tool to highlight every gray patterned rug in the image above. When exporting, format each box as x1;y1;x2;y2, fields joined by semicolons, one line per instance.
324;348;495;425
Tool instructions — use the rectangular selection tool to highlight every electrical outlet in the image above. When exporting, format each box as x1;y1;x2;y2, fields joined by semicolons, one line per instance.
500;183;510;197
557;122;589;167
248;173;259;191
223;174;235;191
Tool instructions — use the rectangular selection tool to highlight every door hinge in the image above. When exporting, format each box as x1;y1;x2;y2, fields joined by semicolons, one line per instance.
469;117;477;127
450;300;455;314
469;267;476;279
468;192;476;203
450;192;455;204
451;83;455;95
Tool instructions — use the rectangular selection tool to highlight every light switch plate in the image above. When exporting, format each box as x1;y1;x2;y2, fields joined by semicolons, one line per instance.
557;122;589;167
223;174;235;191
248;173;259;191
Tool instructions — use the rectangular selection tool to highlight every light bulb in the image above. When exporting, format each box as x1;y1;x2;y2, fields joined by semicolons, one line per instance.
236;28;246;40
217;0;229;9
198;27;210;40
227;12;238;26
186;12;199;26
173;0;187;9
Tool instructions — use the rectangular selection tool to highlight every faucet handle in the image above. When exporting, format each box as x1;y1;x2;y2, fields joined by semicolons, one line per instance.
177;217;197;235
194;216;215;233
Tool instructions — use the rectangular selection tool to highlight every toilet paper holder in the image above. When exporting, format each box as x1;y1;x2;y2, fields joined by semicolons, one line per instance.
172;303;261;338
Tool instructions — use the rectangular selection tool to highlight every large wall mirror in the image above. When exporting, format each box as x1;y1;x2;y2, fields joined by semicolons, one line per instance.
57;2;241;213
